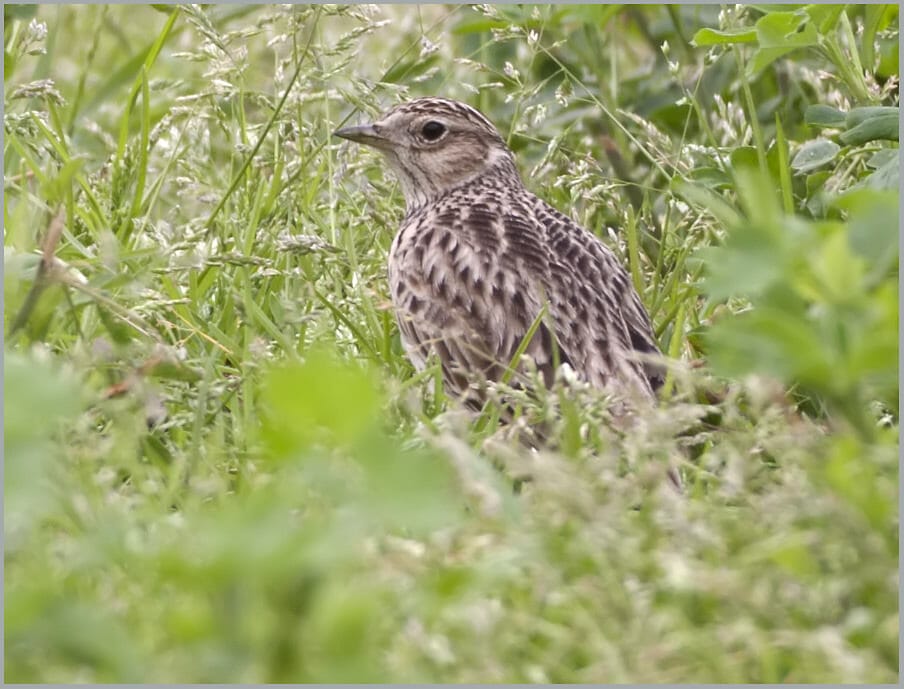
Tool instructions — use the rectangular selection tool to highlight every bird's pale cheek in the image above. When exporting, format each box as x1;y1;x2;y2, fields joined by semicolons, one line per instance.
382;150;412;181
434;147;486;184
457;141;492;175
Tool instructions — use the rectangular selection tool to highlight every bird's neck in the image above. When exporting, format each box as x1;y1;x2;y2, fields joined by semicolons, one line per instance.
402;150;521;213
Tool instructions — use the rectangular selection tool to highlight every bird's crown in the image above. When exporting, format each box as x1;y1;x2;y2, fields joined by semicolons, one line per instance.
382;97;504;143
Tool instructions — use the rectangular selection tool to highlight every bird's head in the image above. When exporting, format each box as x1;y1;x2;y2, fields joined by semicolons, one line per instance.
334;97;518;209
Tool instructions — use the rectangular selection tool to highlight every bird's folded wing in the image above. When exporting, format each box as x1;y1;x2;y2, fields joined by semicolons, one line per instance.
539;203;659;396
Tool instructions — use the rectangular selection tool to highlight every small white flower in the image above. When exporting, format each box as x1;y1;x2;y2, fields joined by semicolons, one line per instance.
419;36;438;58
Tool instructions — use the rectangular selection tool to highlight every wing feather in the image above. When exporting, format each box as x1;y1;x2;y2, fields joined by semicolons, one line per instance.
388;182;661;403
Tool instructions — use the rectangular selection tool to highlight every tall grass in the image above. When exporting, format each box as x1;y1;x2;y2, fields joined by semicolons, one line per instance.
4;4;898;682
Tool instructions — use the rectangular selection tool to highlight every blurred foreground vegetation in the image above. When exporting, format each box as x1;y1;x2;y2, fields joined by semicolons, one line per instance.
4;4;899;682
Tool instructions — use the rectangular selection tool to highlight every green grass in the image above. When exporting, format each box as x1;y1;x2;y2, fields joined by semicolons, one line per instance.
4;4;899;682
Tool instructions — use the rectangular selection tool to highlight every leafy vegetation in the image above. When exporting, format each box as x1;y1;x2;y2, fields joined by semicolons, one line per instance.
4;4;898;682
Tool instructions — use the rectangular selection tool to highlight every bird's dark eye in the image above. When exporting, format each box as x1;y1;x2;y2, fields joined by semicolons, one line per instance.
421;120;446;141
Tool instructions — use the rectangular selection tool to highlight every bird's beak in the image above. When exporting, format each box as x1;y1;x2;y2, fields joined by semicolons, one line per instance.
333;123;387;148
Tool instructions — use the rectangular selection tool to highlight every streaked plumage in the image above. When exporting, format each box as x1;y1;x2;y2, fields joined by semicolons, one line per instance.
335;97;662;407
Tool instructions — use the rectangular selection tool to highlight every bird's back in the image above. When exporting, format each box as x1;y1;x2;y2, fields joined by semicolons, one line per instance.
530;195;663;394
388;168;662;404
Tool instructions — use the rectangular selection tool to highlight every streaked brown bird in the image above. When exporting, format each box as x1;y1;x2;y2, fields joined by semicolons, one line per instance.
335;97;663;409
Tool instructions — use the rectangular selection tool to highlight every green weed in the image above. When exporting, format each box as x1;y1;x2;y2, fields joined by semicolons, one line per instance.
4;4;898;682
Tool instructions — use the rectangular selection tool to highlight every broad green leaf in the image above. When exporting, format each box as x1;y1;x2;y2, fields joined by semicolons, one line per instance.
876;37;899;78
845;105;900;128
805;170;831;196
699;239;785;301
354;436;461;534
834;190;898;278
860;4;898;72
730;146;761;172
747;45;799;76
260;349;382;454
798;230;866;304
807;170;832;202
866;149;898;170
804;4;844;35
691;27;757;46
860;5;893;70
840;112;899;145
805;104;846;128
790;138;840;173
747;11;820;75
755;11;819;47
705;307;836;388
860;155;899;192
804;171;831;216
